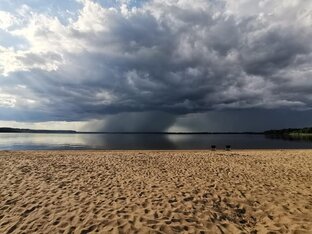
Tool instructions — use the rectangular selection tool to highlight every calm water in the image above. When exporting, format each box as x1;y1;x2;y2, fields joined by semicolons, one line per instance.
0;133;311;150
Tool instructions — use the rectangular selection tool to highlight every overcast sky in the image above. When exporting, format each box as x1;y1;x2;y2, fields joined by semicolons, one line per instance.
0;0;312;131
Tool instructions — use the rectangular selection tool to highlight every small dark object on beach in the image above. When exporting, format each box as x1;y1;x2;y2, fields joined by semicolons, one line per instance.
225;145;231;151
211;145;216;151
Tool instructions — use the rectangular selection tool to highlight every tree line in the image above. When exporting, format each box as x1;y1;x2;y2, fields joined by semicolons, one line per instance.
264;127;312;135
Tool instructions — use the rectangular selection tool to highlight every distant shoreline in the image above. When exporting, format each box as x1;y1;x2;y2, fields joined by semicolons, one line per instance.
0;127;311;136
0;127;76;134
0;128;263;134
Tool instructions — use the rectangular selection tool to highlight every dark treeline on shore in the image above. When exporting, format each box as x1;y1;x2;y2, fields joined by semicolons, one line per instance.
0;127;262;134
264;127;312;135
0;128;76;134
0;127;312;135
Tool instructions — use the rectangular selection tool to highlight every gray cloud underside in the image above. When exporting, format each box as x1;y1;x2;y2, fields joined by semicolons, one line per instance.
1;0;312;129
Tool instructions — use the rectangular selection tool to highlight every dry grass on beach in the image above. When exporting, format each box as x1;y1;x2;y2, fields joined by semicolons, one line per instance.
0;150;312;233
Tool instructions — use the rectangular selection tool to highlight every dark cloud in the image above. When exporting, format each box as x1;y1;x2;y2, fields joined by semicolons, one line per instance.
172;110;312;132
1;0;312;130
82;112;176;132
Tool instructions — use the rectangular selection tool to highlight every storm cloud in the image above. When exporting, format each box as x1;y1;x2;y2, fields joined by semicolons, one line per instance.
0;0;312;131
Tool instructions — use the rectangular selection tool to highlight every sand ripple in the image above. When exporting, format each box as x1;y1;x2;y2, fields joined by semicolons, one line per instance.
0;150;311;233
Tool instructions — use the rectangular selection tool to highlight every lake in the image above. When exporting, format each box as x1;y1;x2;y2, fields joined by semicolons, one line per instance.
0;133;311;150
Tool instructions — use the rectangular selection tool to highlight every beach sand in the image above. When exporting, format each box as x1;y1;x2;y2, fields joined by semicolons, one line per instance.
0;150;311;233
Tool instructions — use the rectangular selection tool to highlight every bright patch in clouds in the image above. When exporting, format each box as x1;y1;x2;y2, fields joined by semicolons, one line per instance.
0;11;15;30
0;0;312;131
0;94;16;107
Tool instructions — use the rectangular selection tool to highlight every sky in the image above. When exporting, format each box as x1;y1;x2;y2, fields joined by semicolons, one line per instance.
0;0;312;132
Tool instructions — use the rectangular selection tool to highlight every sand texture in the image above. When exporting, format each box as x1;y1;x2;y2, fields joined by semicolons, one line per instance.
0;150;312;234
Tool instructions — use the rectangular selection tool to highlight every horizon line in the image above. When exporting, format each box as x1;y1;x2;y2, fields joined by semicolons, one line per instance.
0;127;264;134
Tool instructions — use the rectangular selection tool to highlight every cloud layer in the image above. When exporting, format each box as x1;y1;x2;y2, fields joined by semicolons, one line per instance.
0;0;312;130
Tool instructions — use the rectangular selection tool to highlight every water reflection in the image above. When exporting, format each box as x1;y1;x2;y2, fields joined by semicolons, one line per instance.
0;133;311;150
167;134;312;149
265;134;312;142
0;133;86;150
81;134;175;150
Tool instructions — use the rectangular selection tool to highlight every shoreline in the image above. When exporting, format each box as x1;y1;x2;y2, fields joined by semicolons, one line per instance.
1;149;312;155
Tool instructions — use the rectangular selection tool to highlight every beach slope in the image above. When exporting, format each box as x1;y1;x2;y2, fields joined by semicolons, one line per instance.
0;150;311;233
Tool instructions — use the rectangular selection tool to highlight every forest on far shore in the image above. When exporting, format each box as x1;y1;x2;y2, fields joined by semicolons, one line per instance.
264;127;312;135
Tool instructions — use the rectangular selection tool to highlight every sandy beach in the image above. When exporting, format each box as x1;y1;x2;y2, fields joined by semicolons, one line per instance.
0;150;311;233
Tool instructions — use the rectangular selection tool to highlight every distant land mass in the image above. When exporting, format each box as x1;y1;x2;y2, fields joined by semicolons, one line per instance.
77;131;263;134
0;128;262;134
264;127;312;136
0;127;76;134
0;127;311;135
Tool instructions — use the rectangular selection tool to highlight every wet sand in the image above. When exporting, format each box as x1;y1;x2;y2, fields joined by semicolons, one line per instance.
0;150;311;233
